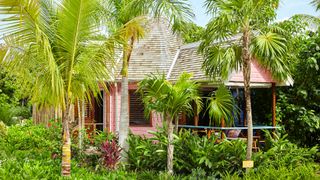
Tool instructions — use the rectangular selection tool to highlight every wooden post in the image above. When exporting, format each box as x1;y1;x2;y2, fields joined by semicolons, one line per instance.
272;83;276;135
194;106;199;126
221;118;225;140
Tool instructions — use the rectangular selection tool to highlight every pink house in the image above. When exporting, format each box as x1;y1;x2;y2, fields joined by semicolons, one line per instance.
83;19;292;137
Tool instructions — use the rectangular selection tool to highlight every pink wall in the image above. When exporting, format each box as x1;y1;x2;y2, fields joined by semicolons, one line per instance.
229;60;275;83
108;82;163;137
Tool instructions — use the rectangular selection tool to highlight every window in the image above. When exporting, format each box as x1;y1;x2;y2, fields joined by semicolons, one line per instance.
129;90;151;126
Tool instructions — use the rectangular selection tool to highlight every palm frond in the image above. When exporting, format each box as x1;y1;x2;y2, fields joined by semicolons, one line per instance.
252;32;287;59
206;85;239;126
251;31;292;81
138;72;201;121
201;44;242;80
311;0;320;11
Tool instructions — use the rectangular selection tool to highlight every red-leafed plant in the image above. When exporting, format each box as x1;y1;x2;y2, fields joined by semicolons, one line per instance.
100;139;122;170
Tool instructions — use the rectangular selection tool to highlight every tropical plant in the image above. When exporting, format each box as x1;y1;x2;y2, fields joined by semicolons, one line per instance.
137;73;201;174
276;28;320;147
0;67;30;125
199;0;291;161
104;0;194;153
206;85;239;126
100;139;122;170
0;0;118;176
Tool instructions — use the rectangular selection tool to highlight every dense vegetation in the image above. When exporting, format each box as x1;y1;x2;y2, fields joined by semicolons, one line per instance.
0;122;319;179
276;18;320;147
0;68;31;125
0;0;320;179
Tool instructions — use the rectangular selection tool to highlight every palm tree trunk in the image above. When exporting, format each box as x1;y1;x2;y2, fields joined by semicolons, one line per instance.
242;26;253;161
167;114;174;175
119;36;134;159
119;75;129;155
78;99;83;151
61;102;72;176
174;117;179;133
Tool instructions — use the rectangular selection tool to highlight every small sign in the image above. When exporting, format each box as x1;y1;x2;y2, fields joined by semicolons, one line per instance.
242;160;254;168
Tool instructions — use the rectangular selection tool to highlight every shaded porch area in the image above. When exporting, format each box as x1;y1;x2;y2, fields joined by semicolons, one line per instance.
178;83;279;151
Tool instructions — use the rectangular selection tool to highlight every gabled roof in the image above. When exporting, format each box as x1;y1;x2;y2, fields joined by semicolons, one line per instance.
168;42;293;88
115;18;182;81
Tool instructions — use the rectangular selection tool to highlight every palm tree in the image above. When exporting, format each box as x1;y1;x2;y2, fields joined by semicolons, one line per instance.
312;0;320;11
105;0;194;152
199;0;291;161
137;73;202;174
0;0;119;176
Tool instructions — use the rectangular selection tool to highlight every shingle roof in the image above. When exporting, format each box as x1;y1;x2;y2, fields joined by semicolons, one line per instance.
168;43;209;82
168;42;293;87
115;18;182;81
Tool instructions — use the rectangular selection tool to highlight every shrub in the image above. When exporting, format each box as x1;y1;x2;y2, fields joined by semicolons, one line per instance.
0;120;62;160
253;132;318;169
101;139;122;170
222;163;320;180
127;127;246;176
127;127;318;178
127;128;167;171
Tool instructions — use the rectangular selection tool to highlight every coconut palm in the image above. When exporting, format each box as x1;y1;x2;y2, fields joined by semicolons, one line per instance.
0;0;119;176
199;0;291;161
137;72;202;174
312;0;320;11
104;0;194;152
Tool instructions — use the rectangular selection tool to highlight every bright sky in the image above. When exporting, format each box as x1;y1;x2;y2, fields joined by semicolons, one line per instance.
190;0;319;27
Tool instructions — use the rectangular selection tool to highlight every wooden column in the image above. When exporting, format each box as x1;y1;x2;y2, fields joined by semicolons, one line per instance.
194;104;199;126
221;118;225;140
272;83;276;127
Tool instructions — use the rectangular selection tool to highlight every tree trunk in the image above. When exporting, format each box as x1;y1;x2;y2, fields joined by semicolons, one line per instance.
167;114;174;175
119;76;129;157
242;26;253;161
174;117;179;133
119;37;134;159
115;82;119;134
78;99;85;151
61;103;72;176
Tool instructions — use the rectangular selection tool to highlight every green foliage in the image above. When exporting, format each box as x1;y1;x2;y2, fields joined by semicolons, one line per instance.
0;121;7;138
179;22;204;43
0;68;31;125
127;127;318;178
174;130;246;177
0;122;318;179
0;120;62;160
277;30;320;147
138;73;202;121
206;85;239;126
253;132;318;168
127;127;246;176
223;164;319;180
126;128;167;171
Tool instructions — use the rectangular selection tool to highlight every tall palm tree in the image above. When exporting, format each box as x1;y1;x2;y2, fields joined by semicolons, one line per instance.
199;0;291;161
137;73;202;174
0;0;119;176
104;0;194;152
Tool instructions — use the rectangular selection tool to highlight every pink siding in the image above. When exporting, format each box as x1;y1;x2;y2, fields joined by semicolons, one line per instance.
229;60;275;83
129;113;162;138
108;82;163;137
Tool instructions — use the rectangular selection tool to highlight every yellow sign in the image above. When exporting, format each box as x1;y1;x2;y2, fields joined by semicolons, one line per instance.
242;160;254;168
